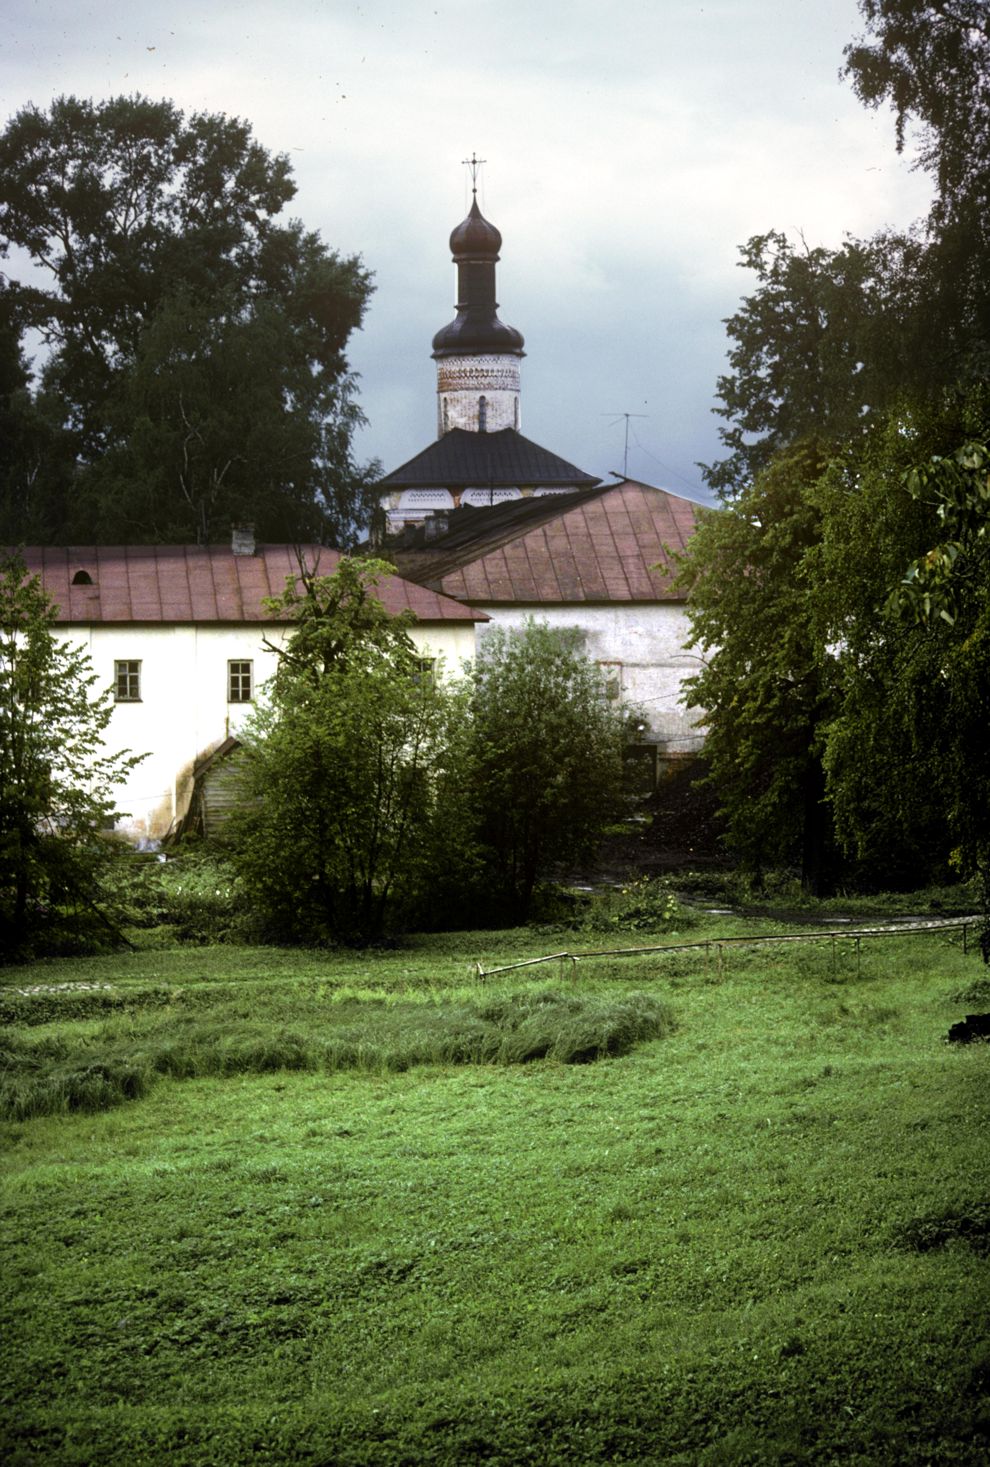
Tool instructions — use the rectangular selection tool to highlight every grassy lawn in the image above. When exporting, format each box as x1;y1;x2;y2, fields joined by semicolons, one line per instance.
2;918;989;1463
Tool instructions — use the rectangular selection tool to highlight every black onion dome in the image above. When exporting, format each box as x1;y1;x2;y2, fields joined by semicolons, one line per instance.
431;314;524;356
432;196;525;359
449;197;502;257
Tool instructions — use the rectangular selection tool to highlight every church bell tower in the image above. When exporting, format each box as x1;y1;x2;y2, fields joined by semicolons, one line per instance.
431;157;525;438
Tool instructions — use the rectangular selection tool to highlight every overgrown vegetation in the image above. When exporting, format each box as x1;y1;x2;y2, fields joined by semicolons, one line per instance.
580;875;689;934
112;848;249;946
228;557;474;945
0;987;675;1120
2;915;988;1464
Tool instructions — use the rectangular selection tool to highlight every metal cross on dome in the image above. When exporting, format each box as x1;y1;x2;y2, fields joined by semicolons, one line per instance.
462;152;486;194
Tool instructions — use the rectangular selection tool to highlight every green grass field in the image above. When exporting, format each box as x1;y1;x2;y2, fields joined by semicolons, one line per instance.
2;918;989;1464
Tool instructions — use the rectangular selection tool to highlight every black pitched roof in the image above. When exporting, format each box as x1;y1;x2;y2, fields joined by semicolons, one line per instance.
383;484;612;582
384;479;701;604
377;428;600;490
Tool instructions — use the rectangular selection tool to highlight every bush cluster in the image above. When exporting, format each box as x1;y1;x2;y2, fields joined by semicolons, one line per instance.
581;876;692;936
113;849;251;945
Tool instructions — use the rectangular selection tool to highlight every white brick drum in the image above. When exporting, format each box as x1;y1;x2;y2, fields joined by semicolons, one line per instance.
436;354;521;435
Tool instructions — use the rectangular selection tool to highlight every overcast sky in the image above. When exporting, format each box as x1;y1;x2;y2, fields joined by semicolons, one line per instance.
3;0;933;503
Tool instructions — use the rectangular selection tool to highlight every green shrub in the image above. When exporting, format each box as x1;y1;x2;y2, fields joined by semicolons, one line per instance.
582;876;692;935
951;976;990;1005
113;849;251;944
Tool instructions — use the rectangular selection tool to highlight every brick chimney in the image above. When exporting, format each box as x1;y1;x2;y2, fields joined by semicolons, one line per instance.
231;524;256;556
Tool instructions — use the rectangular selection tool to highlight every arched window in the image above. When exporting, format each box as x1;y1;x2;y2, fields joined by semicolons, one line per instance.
514;397;519;429
478;395;487;432
442;397;449;431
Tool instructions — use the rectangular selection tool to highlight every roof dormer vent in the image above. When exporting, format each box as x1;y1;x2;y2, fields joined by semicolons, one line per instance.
72;569;94;585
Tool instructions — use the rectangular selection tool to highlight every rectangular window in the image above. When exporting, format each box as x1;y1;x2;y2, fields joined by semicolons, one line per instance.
413;657;436;687
114;660;141;702
228;659;253;703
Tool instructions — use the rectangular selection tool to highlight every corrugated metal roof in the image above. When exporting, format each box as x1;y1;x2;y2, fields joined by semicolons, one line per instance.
389;479;702;604
17;545;486;624
377;428;600;489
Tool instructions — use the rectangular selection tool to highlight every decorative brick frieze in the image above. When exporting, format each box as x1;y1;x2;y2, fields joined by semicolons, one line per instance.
437;355;521;393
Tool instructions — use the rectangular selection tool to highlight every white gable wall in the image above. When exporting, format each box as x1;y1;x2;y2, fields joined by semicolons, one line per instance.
58;620;477;842
475;603;705;758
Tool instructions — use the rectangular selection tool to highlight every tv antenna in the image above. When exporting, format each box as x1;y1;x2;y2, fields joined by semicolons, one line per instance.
602;412;648;478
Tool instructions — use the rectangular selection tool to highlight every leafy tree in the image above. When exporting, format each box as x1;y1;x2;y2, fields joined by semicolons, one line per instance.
468;621;627;921
816;403;990;901
0;554;142;957
706;4;990;499
230;558;472;943
0;94;376;544
893;435;990;626
678;443;838;889
845;1;990;389
844;1;990;229
706;231;916;497
689;0;990;896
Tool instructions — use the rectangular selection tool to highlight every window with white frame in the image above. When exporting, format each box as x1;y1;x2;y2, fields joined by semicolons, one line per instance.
114;660;141;702
228;659;253;703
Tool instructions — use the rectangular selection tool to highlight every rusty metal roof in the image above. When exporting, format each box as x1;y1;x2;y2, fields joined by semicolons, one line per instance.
377;428;599;489
17;544;486;624
388;479;702;604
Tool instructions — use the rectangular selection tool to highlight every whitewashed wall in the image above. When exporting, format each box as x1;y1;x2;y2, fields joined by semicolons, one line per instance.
59;620;478;841
474;603;706;756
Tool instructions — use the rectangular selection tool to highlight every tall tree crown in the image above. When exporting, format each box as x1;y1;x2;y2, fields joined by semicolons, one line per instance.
0;95;376;546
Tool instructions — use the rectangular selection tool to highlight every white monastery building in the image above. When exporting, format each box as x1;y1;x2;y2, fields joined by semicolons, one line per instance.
19;170;705;843
22;541;483;842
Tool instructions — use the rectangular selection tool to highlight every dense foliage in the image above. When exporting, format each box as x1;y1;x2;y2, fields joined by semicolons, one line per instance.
230;558;471;944
687;2;990;899
469;621;627;922
678;443;837;888
0;95;377;545
227;569;628;942
0;554;142;957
